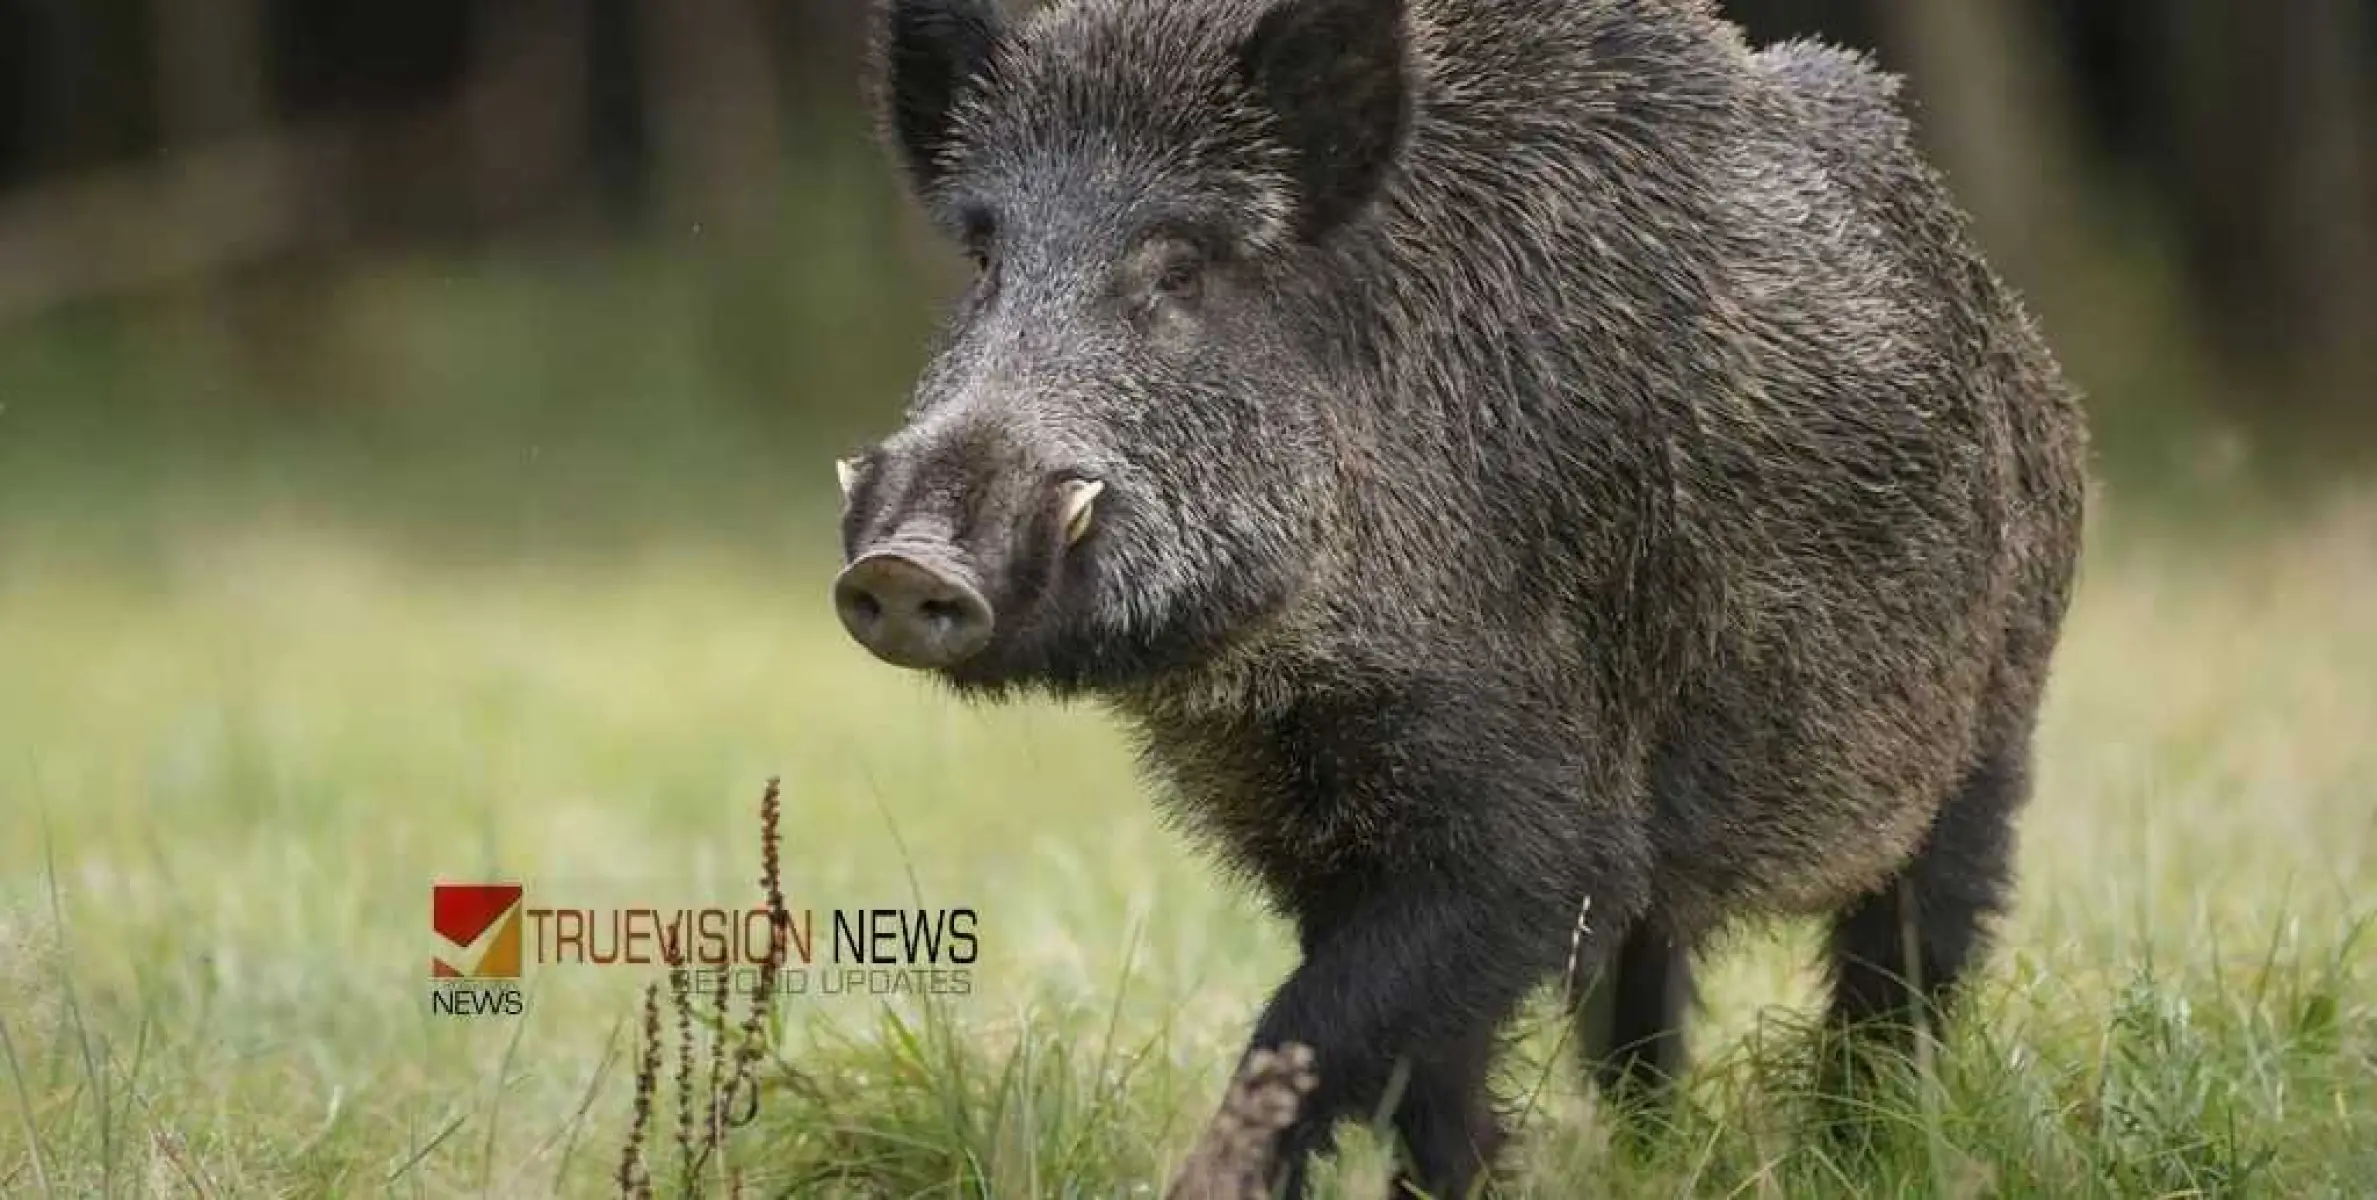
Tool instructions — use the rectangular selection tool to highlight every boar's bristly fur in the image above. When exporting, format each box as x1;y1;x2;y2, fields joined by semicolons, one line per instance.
849;0;2088;1193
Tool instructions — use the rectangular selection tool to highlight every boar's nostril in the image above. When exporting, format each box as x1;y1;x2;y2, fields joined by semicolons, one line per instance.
833;551;994;670
919;597;969;628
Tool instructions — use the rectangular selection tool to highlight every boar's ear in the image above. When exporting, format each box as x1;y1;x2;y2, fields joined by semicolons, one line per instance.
1237;0;1411;240
877;0;1006;193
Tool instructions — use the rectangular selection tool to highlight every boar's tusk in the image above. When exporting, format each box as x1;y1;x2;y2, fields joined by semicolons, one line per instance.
1060;479;1105;545
836;458;860;499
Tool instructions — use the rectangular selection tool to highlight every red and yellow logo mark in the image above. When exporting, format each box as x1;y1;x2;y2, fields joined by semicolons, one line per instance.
432;883;524;979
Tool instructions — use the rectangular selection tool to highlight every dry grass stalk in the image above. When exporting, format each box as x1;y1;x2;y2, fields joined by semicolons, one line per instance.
1561;893;1595;1005
720;775;789;1134
708;962;730;1159
669;933;697;1189
615;777;791;1198
618;981;663;1199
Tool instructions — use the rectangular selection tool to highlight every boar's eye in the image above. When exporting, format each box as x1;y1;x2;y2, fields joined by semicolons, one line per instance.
1133;236;1206;309
1156;254;1202;301
959;207;997;275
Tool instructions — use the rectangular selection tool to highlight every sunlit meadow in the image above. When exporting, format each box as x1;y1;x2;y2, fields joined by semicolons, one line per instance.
1;265;2371;1194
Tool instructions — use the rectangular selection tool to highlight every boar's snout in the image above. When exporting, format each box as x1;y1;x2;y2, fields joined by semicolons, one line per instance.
833;547;994;670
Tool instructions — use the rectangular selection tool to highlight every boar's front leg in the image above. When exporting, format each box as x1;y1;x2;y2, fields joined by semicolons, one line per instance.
1240;884;1546;1196
1239;795;1645;1197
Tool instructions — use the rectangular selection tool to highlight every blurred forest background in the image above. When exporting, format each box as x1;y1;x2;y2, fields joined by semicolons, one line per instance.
0;0;2372;552
3;8;2374;1194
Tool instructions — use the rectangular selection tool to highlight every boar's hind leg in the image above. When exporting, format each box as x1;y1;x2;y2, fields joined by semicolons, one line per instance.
1823;728;2027;1089
1575;920;1694;1129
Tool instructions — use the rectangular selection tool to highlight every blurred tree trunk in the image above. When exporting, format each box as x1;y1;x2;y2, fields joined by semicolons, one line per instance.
782;0;872;117
638;0;785;239
584;0;652;225
460;0;593;227
16;1;152;174
153;0;268;147
639;0;811;408
149;0;276;395
2171;0;2374;422
1874;0;2090;310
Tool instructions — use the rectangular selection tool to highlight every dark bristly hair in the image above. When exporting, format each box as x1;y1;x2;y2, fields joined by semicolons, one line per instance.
859;0;2086;1193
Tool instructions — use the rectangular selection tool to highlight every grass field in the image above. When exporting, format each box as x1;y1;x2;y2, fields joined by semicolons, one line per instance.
3;471;2374;1197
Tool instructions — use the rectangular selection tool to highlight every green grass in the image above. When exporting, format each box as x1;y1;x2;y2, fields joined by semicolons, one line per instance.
3;477;2372;1198
1;221;2372;1200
